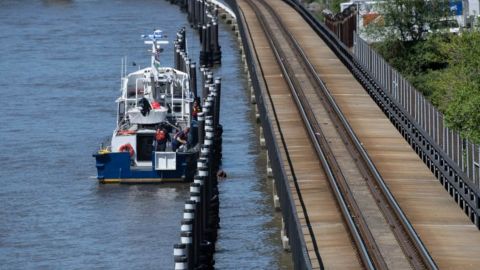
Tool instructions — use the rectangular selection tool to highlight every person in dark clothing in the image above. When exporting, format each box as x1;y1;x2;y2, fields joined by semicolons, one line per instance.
139;97;152;116
153;128;170;151
171;127;190;151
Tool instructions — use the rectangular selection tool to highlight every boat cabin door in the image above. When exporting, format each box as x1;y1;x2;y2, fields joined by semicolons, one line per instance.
136;133;154;162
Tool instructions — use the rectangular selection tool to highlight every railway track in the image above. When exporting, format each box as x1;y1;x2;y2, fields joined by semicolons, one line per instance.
243;0;438;269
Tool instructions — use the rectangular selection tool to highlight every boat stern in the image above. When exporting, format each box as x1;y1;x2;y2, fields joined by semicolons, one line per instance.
93;151;197;184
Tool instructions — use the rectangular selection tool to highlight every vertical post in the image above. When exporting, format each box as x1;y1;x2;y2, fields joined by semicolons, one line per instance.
195;0;200;27
214;78;221;128
180;231;193;270
174;255;188;270
187;0;192;23
190;183;202;267
206;23;212;66
200;25;208;66
207;92;216;130
174;44;179;70
194;174;207;235
189;62;197;97
212;20;221;64
183;58;189;74
197;112;205;145
199;0;204;26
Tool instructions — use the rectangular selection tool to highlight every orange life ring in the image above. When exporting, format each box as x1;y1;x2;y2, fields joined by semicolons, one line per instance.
119;143;135;157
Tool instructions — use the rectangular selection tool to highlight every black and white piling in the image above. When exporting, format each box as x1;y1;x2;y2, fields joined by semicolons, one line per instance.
174;27;190;72
179;0;222;67
173;66;223;270
173;27;203;106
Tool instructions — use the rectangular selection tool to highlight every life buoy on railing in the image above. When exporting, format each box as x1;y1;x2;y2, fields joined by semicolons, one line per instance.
118;143;135;157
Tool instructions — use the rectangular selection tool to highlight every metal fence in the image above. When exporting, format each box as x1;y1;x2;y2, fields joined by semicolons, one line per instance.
354;33;480;188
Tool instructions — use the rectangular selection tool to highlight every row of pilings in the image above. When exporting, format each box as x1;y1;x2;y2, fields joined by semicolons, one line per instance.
193;0;221;67
185;0;222;67
173;70;223;270
174;27;198;98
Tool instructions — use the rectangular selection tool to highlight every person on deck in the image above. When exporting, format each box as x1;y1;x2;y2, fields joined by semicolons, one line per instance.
191;98;202;120
172;127;190;151
153;128;169;151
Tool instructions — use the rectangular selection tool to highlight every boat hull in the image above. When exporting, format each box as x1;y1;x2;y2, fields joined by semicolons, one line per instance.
93;151;198;184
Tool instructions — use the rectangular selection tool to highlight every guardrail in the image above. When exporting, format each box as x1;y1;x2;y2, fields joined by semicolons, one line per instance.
354;34;480;189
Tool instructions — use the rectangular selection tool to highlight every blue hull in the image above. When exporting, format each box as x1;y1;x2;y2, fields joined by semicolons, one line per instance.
93;151;198;183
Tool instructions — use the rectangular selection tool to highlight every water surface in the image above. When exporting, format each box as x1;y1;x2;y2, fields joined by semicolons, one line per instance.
0;0;292;269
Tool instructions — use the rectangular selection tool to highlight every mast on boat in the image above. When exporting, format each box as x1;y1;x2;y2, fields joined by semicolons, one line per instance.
142;30;169;80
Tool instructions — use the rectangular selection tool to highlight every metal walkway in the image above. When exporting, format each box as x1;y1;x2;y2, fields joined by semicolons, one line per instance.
233;0;480;269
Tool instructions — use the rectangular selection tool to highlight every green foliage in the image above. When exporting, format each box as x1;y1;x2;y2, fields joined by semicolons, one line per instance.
330;0;343;13
446;85;480;142
430;32;480;143
376;0;451;42
303;0;343;14
368;0;480;143
374;31;480;143
372;34;448;77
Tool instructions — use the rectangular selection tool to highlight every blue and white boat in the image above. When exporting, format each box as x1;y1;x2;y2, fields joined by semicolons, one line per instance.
93;30;198;184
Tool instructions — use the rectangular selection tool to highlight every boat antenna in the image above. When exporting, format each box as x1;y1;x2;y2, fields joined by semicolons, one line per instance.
141;29;169;78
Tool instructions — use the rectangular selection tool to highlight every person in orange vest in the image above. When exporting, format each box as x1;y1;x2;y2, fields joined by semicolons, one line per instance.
154;127;170;151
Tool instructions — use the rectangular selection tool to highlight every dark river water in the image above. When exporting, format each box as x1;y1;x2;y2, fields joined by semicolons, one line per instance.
0;0;292;269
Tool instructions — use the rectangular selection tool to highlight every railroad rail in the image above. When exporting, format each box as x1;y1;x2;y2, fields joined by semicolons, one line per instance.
285;0;480;228
243;0;437;269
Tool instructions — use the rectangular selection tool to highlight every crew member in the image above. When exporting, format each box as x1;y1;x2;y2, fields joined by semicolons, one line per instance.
172;127;190;151
154;128;169;151
191;98;202;120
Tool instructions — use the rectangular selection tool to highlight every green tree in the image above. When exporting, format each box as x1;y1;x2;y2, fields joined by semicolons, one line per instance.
378;0;451;42
330;0;344;13
372;34;449;79
437;32;480;143
366;1;480;143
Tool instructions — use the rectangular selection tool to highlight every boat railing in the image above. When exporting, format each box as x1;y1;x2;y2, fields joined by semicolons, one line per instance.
119;78;147;118
98;135;112;152
134;78;146;107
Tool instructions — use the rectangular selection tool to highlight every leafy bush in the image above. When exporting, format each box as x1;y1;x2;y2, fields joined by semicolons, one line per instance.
373;32;480;143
